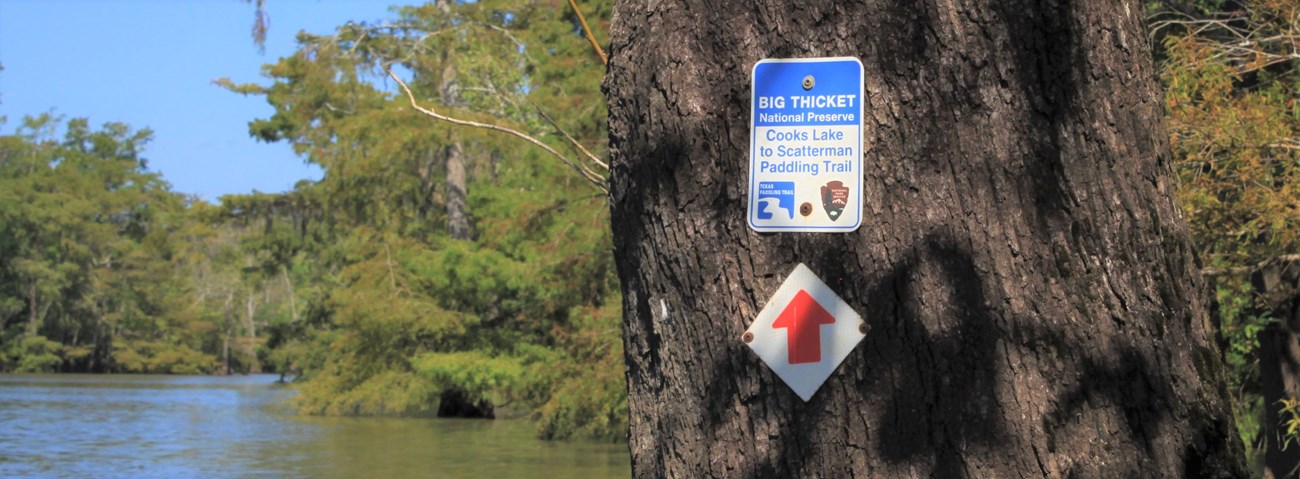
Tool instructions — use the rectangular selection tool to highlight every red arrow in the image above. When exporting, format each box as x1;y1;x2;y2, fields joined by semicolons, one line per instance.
771;289;836;364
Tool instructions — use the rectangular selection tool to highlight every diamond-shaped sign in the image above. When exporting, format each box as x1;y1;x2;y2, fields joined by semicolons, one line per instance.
744;263;865;401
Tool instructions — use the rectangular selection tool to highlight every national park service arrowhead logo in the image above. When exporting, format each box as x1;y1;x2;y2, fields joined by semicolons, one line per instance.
820;181;850;221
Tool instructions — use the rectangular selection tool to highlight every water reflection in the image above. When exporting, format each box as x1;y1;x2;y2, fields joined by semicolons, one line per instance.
0;375;630;478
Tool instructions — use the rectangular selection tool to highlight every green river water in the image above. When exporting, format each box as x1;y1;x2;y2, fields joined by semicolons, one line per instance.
0;374;630;478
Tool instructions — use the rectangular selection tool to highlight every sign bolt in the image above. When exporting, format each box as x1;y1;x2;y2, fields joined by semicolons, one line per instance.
802;75;815;90
799;202;813;217
742;332;754;344
858;323;868;334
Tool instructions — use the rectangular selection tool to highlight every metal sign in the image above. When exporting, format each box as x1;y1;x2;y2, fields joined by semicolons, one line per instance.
743;263;866;401
748;57;864;233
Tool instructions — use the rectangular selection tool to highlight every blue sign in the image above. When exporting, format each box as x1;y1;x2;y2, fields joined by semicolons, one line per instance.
757;181;796;220
748;57;863;233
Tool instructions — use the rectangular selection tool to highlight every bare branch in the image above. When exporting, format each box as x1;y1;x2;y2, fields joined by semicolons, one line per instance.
482;23;535;64
536;107;608;170
1150;4;1300;76
1202;254;1300;277
567;0;608;66
384;67;608;193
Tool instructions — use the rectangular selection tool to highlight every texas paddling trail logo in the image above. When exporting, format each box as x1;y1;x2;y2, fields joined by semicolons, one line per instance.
820;181;850;221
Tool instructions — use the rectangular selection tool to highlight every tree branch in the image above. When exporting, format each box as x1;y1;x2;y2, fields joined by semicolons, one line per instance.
1202;254;1300;277
537;107;608;170
1149;5;1300;76
384;67;608;193
567;0;608;66
1269;141;1300;151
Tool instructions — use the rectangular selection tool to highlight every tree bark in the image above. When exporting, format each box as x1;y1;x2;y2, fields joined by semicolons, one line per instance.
222;291;234;376
445;141;470;240
26;282;37;335
282;265;297;323
438;0;471;241
89;313;104;373
244;293;261;373
604;0;1246;477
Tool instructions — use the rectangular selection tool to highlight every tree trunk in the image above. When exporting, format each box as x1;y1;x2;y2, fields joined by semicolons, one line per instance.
1255;264;1300;478
244;293;261;373
604;0;1246;477
1260;325;1300;479
438;0;471;241
88;315;103;373
282;265;297;323
222;292;234;376
445;141;470;240
26;282;37;335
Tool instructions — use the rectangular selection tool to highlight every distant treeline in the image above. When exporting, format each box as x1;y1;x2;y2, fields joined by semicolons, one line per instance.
1;0;624;441
3;0;1297;450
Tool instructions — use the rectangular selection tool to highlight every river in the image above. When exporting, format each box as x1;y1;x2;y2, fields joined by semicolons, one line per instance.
0;374;630;478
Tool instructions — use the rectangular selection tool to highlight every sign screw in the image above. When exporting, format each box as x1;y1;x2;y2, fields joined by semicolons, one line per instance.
802;75;815;90
858;323;868;334
799;202;814;217
742;332;754;343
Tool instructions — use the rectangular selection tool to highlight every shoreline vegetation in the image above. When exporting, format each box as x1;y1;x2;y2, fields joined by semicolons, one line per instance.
2;0;1298;460
1;1;624;442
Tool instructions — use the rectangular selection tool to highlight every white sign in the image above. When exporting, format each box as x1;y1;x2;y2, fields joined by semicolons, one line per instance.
743;263;866;401
748;57;864;233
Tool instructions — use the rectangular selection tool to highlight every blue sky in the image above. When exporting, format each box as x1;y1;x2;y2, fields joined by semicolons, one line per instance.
0;1;399;201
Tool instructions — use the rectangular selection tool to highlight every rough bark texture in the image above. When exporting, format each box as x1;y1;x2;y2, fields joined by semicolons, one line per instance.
604;0;1247;477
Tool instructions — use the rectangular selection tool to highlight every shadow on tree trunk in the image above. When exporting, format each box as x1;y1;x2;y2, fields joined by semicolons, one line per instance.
605;0;1247;476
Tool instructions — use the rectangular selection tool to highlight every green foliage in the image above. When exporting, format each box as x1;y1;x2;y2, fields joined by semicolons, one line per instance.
0;114;199;373
222;0;624;441
0;114;290;377
4;0;623;443
112;340;216;374
1217;279;1275;370
297;368;440;416
1279;398;1300;451
1156;0;1300;465
8;335;64;373
1214;276;1274;453
413;350;540;407
531;301;626;441
1160;0;1300;269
